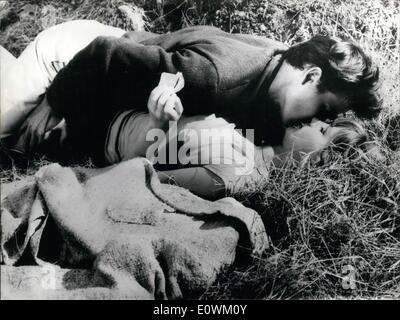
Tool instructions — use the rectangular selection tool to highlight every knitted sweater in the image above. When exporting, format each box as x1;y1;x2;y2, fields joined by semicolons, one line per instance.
46;26;288;165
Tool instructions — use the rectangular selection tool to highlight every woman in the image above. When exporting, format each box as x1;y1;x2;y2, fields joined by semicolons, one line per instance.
4;78;370;200
100;84;371;199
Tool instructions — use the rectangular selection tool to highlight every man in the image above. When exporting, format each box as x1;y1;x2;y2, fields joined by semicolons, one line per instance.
10;23;381;166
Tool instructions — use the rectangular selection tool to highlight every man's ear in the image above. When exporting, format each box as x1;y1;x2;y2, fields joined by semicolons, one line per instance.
302;67;322;85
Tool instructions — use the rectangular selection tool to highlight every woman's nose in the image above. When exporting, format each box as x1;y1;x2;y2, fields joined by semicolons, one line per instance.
310;118;324;127
311;118;330;127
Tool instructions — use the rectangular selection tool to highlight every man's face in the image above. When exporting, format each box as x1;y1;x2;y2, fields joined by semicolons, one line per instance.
279;67;349;126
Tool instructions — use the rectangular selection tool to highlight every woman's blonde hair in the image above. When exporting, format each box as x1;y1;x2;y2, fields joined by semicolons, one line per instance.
309;118;383;165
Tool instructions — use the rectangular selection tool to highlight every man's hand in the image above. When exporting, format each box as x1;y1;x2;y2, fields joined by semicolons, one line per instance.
14;96;62;155
147;85;183;128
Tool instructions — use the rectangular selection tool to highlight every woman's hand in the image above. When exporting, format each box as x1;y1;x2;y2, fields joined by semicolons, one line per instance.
147;85;183;128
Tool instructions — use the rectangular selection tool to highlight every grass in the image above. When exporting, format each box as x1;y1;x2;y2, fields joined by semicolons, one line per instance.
1;0;399;299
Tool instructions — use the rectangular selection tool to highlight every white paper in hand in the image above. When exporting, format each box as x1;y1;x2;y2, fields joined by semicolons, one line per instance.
158;72;184;93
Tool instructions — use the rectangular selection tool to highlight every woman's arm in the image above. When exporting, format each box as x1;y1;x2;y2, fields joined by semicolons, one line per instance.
157;167;226;200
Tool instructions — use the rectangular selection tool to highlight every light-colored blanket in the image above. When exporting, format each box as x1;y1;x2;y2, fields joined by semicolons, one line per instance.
1;158;268;299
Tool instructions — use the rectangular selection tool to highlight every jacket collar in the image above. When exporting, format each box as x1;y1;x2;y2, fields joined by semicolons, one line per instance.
252;52;287;146
256;52;286;103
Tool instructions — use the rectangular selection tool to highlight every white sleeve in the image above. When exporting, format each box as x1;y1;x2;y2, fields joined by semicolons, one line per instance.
1;20;126;137
179;115;259;191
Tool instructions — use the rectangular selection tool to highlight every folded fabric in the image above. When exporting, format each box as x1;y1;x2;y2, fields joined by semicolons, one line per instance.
1;158;268;299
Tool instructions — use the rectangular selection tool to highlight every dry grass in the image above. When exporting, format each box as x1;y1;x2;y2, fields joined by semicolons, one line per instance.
1;0;399;299
202;151;400;299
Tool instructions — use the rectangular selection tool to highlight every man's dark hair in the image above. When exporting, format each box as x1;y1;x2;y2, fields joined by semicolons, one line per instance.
284;35;382;119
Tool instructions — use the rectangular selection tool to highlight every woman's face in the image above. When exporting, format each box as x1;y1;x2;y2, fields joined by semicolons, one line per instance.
282;118;342;155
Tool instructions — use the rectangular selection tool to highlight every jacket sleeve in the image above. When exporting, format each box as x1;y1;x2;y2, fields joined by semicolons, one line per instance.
46;35;220;120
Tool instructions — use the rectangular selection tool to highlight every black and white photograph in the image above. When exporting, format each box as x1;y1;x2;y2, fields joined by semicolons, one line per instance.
0;0;399;305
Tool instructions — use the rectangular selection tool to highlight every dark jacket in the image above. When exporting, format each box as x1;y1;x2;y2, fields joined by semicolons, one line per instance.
46;26;288;165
